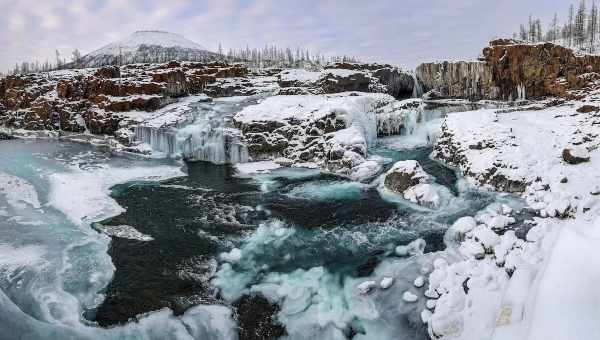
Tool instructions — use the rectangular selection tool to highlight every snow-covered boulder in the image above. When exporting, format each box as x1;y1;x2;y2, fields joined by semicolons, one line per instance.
383;160;430;193
382;160;453;208
562;145;590;164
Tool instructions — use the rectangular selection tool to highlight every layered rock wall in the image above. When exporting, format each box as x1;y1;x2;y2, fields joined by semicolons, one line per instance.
416;61;497;100
416;40;600;100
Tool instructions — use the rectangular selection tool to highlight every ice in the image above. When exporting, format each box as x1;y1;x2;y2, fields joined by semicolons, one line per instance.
135;96;253;164
286;181;369;201
234;161;281;176
414;276;425;288
94;224;154;241
0;140;237;340
395;238;426;257
0;171;41;210
412;73;424;98
357;280;378;294
220;248;242;264
402;291;419;302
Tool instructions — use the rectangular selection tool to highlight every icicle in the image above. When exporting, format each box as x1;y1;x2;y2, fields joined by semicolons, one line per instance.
516;83;526;101
411;73;424;98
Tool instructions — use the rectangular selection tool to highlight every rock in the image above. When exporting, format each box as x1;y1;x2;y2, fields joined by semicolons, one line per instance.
563;145;590;164
416;61;496;100
577;105;600;113
94;66;121;79
417;41;600;100
357;280;377;294
384;160;429;193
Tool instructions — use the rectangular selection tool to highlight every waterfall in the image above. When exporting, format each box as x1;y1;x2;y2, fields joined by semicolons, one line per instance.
134;125;178;156
178;126;249;164
411;73;424;98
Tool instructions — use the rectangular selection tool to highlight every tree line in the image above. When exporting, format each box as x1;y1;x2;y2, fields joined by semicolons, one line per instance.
6;43;360;76
218;44;360;70
514;0;600;52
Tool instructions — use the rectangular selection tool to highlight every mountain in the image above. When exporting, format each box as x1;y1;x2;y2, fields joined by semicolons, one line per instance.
73;31;219;68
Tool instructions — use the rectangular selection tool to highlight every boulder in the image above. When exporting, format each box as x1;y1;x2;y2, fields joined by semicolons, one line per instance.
577;105;600;113
94;66;121;79
384;160;430;193
563;146;590;164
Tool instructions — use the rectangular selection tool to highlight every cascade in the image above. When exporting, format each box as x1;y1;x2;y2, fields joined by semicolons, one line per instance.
178;126;249;164
133;97;258;164
134;125;178;156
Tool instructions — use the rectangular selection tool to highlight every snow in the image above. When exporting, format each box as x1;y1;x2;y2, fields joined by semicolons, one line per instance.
234;161;281;176
278;69;321;84
402;291;419;302
424;96;600;340
357;280;378;294
380;277;395;289
414;276;425;288
524;216;600;340
234;92;395;131
89;30;209;57
48;164;184;227
395;238;426;257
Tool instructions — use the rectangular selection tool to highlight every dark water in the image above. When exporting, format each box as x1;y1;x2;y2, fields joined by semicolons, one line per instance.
91;147;495;338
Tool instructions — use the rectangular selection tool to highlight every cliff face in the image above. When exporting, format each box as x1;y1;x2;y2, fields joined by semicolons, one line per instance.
416;61;497;100
482;41;600;100
416;39;600;100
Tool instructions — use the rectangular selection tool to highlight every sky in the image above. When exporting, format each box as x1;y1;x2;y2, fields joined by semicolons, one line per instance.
0;0;574;73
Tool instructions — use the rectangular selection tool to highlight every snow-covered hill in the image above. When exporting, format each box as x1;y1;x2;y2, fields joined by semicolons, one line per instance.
74;31;219;68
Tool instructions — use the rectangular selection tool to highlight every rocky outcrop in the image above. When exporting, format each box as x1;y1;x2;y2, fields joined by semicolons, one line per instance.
416;40;600;100
0;61;250;142
276;63;416;99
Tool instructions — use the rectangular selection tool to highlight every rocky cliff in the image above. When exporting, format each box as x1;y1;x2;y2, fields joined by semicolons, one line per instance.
416;39;600;100
0;61;248;138
277;63;416;99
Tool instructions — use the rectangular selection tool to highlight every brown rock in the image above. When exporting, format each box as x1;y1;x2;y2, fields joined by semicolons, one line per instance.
576;105;600;113
94;66;121;79
563;147;590;164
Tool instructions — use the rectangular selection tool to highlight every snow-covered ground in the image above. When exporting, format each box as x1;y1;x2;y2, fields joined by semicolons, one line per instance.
424;99;600;339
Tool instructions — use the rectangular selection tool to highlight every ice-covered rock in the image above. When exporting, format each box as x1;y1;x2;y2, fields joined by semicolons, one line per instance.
357;280;378;295
402;291;419;303
380;277;395;289
395;238;426;257
414;276;425;288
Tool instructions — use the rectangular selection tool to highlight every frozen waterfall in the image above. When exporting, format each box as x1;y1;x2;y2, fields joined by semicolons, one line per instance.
411;73;424;98
133;96;255;164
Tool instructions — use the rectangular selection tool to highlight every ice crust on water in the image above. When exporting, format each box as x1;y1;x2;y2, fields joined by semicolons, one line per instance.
0;141;240;340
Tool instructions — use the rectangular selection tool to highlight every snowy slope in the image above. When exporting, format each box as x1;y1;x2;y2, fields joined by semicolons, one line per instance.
76;31;218;68
88;31;209;57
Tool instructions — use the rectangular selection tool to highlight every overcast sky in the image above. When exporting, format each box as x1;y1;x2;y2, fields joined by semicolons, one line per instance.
0;0;573;72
